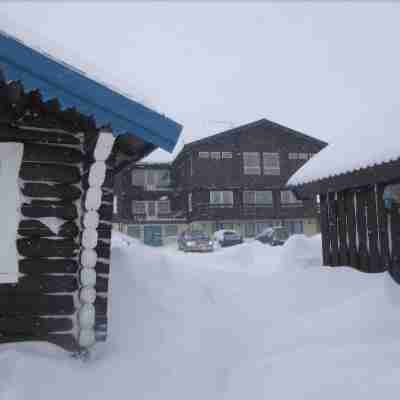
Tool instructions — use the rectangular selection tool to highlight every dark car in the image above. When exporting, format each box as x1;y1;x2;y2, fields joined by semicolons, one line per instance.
213;229;243;247
178;230;214;252
255;226;290;246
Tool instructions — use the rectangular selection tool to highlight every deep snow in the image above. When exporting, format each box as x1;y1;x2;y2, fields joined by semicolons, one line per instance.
1;232;400;399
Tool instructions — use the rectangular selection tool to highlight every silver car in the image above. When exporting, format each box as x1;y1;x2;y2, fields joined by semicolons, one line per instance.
178;230;214;252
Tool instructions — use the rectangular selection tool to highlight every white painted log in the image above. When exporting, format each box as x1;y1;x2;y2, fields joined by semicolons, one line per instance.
79;329;96;347
80;248;97;268
82;228;98;249
80;287;97;304
94;132;115;161
85;187;102;211
0;143;24;283
78;303;96;328
88;161;106;187
80;267;97;286
83;210;99;229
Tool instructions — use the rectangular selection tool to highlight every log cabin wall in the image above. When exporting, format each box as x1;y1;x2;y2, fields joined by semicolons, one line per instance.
1;125;83;352
319;183;398;273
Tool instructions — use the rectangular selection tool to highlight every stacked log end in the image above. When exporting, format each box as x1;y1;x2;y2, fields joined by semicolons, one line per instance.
78;132;115;349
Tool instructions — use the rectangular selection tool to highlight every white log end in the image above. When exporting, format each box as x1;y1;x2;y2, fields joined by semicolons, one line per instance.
78;303;96;329
80;267;97;287
82;228;98;249
80;287;97;304
85;187;102;211
80;249;97;268
79;329;96;348
83;210;99;229
88;161;106;187
94;132;116;161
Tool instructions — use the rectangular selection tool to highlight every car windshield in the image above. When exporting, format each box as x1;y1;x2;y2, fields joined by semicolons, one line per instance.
225;232;240;239
188;231;209;240
274;228;289;241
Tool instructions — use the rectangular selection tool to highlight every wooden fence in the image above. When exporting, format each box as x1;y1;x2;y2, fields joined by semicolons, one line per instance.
319;183;400;273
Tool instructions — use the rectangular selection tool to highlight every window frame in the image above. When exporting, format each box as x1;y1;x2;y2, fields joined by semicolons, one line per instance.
243;152;261;175
243;190;273;206
210;190;234;206
280;190;303;206
263;152;280;175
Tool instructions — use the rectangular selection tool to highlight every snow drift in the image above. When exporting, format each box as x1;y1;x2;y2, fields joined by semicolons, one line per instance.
1;232;400;399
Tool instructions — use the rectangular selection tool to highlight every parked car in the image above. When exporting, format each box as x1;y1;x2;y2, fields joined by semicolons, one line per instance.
213;229;243;247
255;226;290;246
178;230;214;252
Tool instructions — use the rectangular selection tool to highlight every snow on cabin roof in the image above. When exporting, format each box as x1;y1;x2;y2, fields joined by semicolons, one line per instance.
288;130;400;186
0;28;182;153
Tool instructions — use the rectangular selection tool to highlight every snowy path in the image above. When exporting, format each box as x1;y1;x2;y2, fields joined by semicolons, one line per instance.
1;233;400;399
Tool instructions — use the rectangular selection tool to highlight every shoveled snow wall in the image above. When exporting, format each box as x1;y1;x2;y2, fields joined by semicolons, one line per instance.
0;118;115;353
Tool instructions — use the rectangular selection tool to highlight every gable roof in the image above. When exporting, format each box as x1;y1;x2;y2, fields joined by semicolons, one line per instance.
182;118;327;151
0;30;182;153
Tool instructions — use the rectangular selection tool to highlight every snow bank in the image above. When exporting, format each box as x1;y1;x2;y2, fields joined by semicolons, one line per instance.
1;231;400;399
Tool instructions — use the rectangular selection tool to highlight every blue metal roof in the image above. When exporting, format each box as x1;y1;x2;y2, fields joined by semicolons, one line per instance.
0;31;182;152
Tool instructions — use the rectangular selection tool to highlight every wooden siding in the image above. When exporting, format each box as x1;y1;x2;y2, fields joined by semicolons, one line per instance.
319;184;393;273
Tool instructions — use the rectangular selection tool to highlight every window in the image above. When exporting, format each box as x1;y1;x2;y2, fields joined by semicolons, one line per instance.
164;224;178;237
283;220;304;235
244;222;256;237
298;153;308;160
132;169;146;186
113;196;118;214
222;152;232;159
211;152;221;160
243;152;261;175
198;152;209;159
127;225;141;238
210;191;234;206
147;201;156;217
263;153;280;175
132;169;170;189
243;190;273;206
157;200;170;214
288;153;298;160
132;201;146;214
280;190;303;206
188;193;192;213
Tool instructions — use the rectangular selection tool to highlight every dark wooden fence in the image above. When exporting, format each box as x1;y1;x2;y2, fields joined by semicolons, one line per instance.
320;183;400;273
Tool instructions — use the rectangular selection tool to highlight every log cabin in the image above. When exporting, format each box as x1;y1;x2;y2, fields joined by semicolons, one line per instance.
0;31;182;354
287;131;400;282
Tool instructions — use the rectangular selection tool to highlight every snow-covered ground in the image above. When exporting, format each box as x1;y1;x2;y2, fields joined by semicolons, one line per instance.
1;232;400;399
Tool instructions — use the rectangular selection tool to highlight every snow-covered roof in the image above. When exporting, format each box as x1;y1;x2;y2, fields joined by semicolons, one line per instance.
288;131;400;186
0;29;182;152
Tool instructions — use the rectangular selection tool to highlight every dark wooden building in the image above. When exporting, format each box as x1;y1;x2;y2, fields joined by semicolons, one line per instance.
288;133;400;279
115;119;327;242
0;31;182;353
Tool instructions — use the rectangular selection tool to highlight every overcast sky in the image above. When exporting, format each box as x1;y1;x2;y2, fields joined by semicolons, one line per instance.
1;2;400;161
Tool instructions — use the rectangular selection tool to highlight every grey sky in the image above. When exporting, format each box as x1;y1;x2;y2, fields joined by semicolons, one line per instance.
1;2;399;161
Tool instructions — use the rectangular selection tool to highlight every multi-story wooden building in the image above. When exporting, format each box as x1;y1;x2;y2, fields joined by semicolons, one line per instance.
114;119;327;244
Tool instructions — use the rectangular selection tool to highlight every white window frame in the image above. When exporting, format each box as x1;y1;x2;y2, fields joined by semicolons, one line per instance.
288;152;298;160
188;193;192;213
263;152;280;175
132;169;170;190
210;191;234;206
243;190;273;206
157;200;171;214
222;152;232;159
164;224;179;237
280;190;303;206
243;152;261;175
210;152;221;160
198;152;209;159
298;153;308;160
132;200;146;214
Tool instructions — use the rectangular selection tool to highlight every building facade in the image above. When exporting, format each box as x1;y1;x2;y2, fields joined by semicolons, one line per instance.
114;119;327;245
